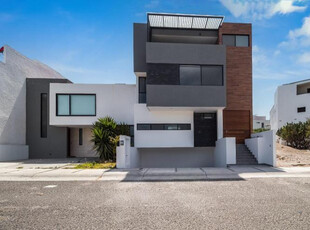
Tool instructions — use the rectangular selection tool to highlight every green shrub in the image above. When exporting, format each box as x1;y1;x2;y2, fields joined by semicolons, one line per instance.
253;128;269;133
91;117;130;162
277;121;310;149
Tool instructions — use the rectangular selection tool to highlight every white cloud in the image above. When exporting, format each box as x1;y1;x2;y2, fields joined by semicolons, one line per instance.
298;52;310;63
280;15;310;50
219;0;307;19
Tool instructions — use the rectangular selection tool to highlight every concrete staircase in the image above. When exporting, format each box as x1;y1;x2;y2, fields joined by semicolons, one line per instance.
236;144;258;165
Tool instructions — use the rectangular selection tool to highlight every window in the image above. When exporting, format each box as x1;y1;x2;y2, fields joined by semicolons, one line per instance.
222;35;235;46
297;107;306;113
129;125;134;147
139;77;146;103
56;94;96;116
307;88;310;93
137;124;191;130
201;66;223;86
79;128;83;145
222;34;249;47
236;35;249;47
41;93;47;138
180;65;201;85
180;65;223;86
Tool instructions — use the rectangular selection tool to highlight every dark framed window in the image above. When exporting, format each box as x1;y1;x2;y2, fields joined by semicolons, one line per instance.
307;88;310;93
180;65;223;86
180;65;201;85
129;125;134;147
56;94;96;116
297;107;306;113
137;123;191;130
222;35;235;46
222;34;249;47
201;66;223;86
79;128;83;145
41;93;47;138
139;77;146;103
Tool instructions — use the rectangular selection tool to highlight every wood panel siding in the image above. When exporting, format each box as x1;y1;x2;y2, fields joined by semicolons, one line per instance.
223;110;251;144
219;23;253;142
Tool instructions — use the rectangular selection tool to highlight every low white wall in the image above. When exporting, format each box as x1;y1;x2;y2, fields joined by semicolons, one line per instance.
0;144;29;161
245;130;276;166
214;137;236;167
116;136;139;169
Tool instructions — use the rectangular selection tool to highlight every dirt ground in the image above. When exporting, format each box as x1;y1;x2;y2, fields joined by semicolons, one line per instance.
277;143;310;167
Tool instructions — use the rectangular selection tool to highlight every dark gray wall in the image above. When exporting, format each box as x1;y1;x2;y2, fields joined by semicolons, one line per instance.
139;147;214;168
146;42;226;65
147;85;226;107
145;42;226;107
133;23;147;73
26;78;71;159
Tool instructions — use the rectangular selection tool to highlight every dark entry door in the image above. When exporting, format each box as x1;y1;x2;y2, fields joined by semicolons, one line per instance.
194;113;217;147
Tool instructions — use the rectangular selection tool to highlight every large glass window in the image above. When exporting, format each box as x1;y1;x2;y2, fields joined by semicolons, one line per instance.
56;94;96;116
202;66;223;86
57;95;70;115
222;34;249;47
71;95;96;115
222;35;235;46
180;65;201;85
236;35;249;47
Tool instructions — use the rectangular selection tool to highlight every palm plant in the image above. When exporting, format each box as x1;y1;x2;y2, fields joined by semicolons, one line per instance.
91;117;130;162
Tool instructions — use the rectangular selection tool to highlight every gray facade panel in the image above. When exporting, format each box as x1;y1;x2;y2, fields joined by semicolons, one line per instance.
146;42;226;65
26;78;71;159
139;147;214;168
147;85;226;107
133;23;147;73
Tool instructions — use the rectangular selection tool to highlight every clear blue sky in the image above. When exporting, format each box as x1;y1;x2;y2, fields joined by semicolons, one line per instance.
1;0;310;118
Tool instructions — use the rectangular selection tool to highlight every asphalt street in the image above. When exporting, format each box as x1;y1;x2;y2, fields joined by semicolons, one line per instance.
1;178;310;229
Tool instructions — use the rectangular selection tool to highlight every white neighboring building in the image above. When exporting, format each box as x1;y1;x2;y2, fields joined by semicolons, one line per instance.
270;79;310;131
253;115;270;130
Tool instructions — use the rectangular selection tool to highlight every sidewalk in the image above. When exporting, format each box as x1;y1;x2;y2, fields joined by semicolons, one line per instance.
1;159;310;181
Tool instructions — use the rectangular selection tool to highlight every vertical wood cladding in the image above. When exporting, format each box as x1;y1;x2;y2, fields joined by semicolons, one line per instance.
219;23;253;141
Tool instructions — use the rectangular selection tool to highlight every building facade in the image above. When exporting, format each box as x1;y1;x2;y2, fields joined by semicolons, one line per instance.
0;13;256;167
253;115;270;130
270;79;310;131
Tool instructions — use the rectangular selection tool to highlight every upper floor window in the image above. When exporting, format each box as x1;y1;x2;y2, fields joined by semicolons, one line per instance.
138;77;146;103
179;65;223;86
297;107;306;113
222;35;249;47
56;94;96;116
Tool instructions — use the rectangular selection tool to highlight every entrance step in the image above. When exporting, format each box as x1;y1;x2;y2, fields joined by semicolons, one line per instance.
236;144;258;165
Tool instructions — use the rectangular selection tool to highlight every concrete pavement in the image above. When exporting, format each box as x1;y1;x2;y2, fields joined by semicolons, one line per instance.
1;159;310;181
1;178;310;229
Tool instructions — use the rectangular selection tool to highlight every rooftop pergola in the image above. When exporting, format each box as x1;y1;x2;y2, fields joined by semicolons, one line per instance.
147;13;224;30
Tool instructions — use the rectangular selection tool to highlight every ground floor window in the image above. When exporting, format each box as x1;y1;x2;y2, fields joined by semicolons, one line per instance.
137;123;191;130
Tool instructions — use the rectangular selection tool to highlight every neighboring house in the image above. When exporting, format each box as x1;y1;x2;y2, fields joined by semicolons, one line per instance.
253;115;270;130
0;13;267;167
270;79;310;131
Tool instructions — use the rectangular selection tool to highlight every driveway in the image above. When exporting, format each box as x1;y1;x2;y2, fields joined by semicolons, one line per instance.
1;178;310;229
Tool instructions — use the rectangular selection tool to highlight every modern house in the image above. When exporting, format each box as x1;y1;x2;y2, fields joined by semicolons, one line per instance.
0;13;275;167
253;115;270;130
270;79;310;131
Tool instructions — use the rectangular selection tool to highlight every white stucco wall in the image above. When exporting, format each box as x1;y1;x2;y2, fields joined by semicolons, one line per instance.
70;128;97;157
0;45;65;161
245;130;276;166
270;82;310;131
50;83;136;126
214;137;236;167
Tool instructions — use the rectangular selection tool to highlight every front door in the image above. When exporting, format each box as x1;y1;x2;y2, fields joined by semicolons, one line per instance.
194;113;217;147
